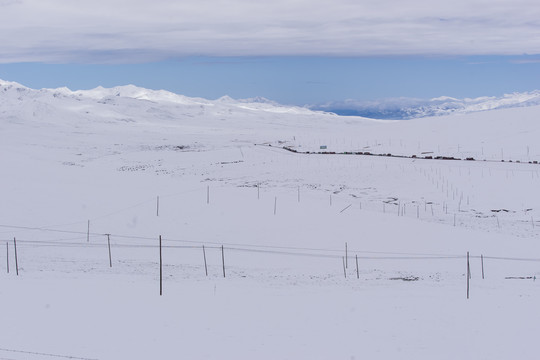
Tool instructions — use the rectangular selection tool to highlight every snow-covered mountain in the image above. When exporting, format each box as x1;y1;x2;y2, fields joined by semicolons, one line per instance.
0;79;323;118
312;91;540;119
8;78;540;122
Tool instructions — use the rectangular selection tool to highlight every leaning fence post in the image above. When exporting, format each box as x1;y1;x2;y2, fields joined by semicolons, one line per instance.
355;254;359;279
203;245;208;276
107;234;112;268
342;257;346;278
13;237;18;276
221;245;226;278
481;254;484;279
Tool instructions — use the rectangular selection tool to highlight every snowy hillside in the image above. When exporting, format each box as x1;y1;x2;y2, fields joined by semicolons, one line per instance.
1;80;540;360
313;90;540;119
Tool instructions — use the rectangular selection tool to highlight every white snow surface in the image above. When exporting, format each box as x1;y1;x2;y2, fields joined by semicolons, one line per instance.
1;80;540;359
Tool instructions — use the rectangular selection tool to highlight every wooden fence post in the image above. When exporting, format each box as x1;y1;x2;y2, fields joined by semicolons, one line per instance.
467;253;472;279
221;245;226;278
159;235;163;296
355;255;359;279
466;251;470;299
481;254;484;279
107;234;112;268
203;245;208;276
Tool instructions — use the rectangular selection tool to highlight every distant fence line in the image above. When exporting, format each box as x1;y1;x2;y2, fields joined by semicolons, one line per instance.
270;144;540;166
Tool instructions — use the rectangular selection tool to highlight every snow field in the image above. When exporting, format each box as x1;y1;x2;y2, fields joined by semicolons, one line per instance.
3;147;540;360
2;81;540;359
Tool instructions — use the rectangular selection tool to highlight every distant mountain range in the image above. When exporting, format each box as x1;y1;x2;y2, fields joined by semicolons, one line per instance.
0;79;321;119
310;91;540;119
2;78;540;121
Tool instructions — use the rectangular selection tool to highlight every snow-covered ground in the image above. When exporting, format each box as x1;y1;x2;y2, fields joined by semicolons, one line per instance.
1;80;540;359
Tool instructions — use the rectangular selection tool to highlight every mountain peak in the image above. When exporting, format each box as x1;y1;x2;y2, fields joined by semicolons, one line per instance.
0;79;29;90
216;95;236;103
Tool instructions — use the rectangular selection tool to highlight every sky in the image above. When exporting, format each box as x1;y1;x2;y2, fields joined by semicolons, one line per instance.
1;0;540;105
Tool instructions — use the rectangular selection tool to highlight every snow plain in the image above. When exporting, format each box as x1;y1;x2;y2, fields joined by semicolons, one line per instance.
1;80;540;359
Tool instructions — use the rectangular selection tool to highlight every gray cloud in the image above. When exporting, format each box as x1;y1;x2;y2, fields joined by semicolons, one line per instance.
1;0;540;63
0;0;22;6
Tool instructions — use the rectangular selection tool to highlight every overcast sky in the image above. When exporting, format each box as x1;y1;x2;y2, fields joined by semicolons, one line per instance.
1;0;540;103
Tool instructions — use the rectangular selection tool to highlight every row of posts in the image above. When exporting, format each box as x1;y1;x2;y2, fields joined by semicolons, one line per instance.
4;232;492;301
1;234;506;301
